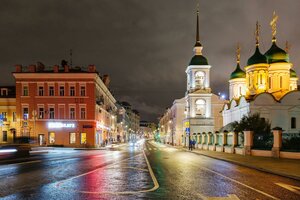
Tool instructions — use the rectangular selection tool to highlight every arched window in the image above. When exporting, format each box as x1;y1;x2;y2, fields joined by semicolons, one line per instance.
280;76;283;88
269;77;272;89
291;117;296;129
195;71;205;88
195;99;206;116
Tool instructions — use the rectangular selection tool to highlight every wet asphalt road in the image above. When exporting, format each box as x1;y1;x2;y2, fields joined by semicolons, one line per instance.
0;140;300;200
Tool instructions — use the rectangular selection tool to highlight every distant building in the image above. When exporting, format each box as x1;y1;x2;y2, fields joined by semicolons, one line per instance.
13;64;117;147
140;121;157;139
119;102;140;141
0;86;16;144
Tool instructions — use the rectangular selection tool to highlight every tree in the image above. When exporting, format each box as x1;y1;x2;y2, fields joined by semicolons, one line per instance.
233;113;272;149
232;113;271;135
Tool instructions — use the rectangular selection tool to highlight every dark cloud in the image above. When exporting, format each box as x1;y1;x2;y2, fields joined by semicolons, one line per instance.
0;0;299;121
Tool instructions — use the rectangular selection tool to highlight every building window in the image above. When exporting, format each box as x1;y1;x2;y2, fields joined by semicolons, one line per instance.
49;132;55;144
80;86;86;96
12;112;16;122
70;107;75;119
70;132;76;144
23;107;29;120
194;71;205;88
291;117;296;129
59;86;64;96
80;133;87;144
80;107;86;119
2;131;7;142
195;99;206;116
1;88;8;96
23;86;28;96
280;76;283;88
269;77;271;89
70;86;75;96
38;86;44;96
49;86;54;96
260;74;262;84
39;107;44;119
49;107;55;119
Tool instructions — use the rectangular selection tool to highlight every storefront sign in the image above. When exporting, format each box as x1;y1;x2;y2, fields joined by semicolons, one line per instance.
48;122;75;129
96;122;111;131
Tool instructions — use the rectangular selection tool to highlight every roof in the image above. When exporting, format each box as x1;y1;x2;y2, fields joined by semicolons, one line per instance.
189;55;208;65
247;46;267;66
264;42;289;63
230;63;246;80
290;68;298;78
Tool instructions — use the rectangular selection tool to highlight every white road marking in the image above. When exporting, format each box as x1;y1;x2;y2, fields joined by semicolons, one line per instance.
276;182;300;195
55;152;160;195
200;167;280;200
197;193;240;200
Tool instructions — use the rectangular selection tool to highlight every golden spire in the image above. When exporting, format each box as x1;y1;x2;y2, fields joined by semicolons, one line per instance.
255;21;260;47
285;41;291;53
270;11;279;43
236;43;241;64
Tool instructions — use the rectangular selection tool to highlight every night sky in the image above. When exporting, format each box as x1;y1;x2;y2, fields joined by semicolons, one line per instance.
0;0;299;121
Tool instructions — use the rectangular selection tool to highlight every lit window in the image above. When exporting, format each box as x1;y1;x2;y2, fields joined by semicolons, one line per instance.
23;107;29;120
49;86;54;96
195;71;205;88
49;107;55;119
49;132;55;144
70;132;76;144
70;107;75;119
23;86;28;96
291;117;296;129
39;107;44;119
38;86;44;96
70;86;75;96
195;99;206;116
269;77;271;89
59;86;64;96
260;74;262;84
81;133;87;144
80;86;86;96
280;76;283;88
80;107;86;119
12;112;16;122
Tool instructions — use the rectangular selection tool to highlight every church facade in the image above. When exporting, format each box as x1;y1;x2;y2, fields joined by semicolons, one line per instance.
222;13;299;134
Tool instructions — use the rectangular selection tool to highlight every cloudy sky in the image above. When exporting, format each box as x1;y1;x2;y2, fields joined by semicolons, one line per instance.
0;0;299;121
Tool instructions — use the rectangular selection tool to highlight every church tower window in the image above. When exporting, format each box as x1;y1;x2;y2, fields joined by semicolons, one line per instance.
195;71;205;88
195;99;206;116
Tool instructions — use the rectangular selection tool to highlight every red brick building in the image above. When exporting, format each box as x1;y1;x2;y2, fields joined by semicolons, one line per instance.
13;64;117;147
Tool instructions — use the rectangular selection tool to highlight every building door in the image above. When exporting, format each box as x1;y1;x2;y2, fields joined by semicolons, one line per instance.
39;134;45;146
12;130;16;143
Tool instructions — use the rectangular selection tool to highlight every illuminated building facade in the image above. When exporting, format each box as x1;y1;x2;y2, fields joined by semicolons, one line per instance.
223;13;299;133
0;86;17;144
13;64;117;147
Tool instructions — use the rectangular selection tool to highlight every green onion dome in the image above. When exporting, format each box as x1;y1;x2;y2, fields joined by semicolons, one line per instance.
264;42;289;63
290;68;298;78
247;46;267;66
230;63;246;80
189;55;208;65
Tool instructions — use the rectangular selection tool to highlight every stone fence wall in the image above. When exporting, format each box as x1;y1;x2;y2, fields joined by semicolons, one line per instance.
190;128;300;159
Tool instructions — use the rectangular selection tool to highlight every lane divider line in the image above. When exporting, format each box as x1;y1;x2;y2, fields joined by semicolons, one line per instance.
200;166;280;200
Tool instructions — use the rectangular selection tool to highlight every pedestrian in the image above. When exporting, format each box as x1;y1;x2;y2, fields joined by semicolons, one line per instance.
189;140;192;151
192;140;196;150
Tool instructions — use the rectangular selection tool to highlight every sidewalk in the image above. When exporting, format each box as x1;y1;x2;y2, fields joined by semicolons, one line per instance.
165;143;300;181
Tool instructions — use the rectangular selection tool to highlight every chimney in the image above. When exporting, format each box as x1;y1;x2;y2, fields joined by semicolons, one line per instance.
64;65;69;72
53;65;59;73
88;65;96;72
28;65;36;72
102;75;110;88
15;65;22;72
